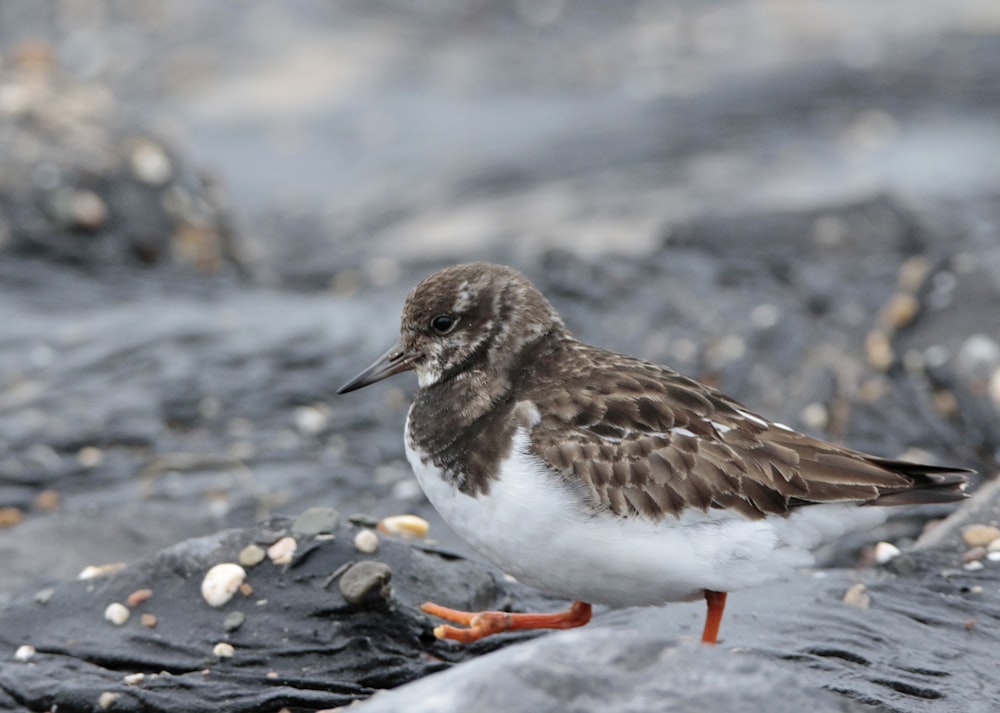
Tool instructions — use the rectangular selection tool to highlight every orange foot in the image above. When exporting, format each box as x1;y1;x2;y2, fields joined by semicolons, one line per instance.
420;600;593;643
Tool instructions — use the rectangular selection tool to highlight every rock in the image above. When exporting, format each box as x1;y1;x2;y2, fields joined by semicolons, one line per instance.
238;544;266;567
354;529;379;554
873;541;901;564
353;630;854;713
267;536;297;565
339;560;392;605
292;508;341;538
378;515;430;539
961;524;1000;548
201;563;246;607
841;583;870;609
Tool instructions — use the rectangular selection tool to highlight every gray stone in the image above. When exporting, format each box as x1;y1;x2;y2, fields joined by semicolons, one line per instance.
291;507;341;537
339;560;392;605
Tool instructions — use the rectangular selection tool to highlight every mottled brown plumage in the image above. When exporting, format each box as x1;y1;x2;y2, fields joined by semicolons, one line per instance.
341;262;967;524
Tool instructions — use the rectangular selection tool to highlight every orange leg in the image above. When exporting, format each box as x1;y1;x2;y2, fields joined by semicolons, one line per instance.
420;600;592;643
701;590;727;644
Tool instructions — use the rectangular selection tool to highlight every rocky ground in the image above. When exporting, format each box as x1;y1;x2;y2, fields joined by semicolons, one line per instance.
1;1;999;711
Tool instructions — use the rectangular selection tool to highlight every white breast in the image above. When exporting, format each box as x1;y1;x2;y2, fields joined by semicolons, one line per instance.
404;413;886;607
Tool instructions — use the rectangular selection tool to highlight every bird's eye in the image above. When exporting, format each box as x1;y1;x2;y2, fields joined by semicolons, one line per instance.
430;314;457;335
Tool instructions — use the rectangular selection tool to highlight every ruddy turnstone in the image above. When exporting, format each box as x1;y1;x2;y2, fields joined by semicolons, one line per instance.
338;262;969;644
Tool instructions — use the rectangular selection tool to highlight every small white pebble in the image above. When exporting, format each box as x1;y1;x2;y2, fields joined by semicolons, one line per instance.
76;446;105;468
201;563;247;607
987;551;1000;563
104;602;130;626
353;529;379;554
98;691;120;710
377;514;430;539
874;541;901;564
78;563;127;580
293;404;330;434
123;672;145;685
267;536;297;565
213;642;235;658
14;645;35;662
842;583;870;609
963;560;985;572
129;139;172;184
799;402;829;431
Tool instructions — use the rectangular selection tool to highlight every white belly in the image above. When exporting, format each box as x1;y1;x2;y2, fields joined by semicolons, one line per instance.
404;417;885;607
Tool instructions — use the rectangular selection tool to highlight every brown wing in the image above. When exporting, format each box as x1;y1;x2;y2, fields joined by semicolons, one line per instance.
527;344;968;521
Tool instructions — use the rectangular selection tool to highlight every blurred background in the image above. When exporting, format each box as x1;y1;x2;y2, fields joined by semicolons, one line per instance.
1;0;999;602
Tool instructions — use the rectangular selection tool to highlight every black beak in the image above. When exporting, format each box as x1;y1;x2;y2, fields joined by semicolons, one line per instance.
337;342;415;394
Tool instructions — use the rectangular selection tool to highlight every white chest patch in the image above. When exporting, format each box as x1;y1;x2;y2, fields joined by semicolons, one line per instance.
403;411;886;607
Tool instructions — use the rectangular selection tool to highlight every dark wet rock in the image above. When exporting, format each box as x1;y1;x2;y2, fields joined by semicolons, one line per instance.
0;516;533;713
0;46;244;274
1;501;998;713
353;631;856;713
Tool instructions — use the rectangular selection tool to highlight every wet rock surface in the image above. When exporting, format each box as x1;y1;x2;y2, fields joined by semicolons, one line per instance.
0;1;999;712
0;516;545;712
1;495;999;713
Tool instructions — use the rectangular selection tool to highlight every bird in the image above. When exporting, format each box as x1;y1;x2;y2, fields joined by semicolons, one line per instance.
337;262;969;644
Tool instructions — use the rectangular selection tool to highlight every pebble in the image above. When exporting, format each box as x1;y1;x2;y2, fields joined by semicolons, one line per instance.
865;330;894;371
354;529;379;554
879;291;919;330
338;561;392;605
842;583;870;609
123;673;145;686
874;541;901;564
126;588;153;607
34;489;60;511
78;563;126;580
293;405;330;435
238;544;267;567
963;560;985;572
377;514;430;539
77;446;105;468
129;138;172;184
961;524;1000;548
140;613;157;628
14;645;35;662
962;546;987;564
291;507;340;537
348;513;379;528
34;587;54;605
223;611;246;632
956;334;1000;379
988;552;1000;563
799;402;828;431
201;563;247;607
267;536;297;565
98;692;120;710
104;602;130;626
988;538;1000;553
0;507;23;528
212;642;235;658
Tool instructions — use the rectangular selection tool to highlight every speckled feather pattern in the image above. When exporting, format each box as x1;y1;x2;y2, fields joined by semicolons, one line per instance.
403;263;967;522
